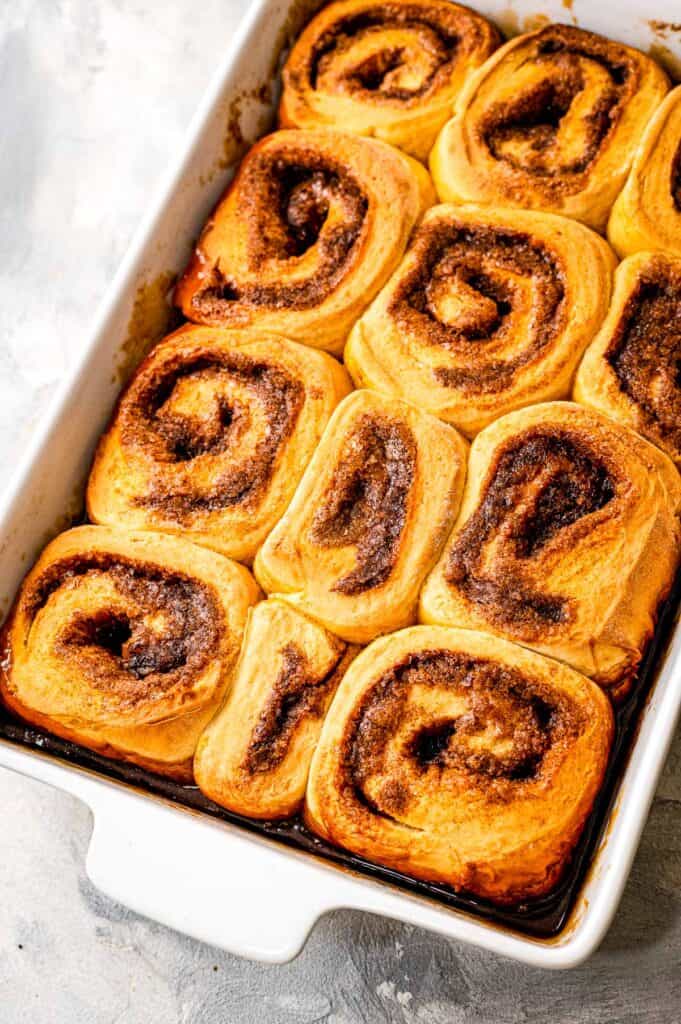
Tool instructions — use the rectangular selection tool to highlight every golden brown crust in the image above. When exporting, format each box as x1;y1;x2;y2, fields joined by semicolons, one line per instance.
175;129;435;355
306;625;613;903
345;203;616;436
0;526;260;776
254;389;468;643
608;85;681;258
574;251;681;468
279;0;500;161
87;325;351;562
194;599;357;818
419;402;681;693
430;25;669;231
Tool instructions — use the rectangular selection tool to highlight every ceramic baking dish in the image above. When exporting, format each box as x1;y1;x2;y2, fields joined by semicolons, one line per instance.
2;0;681;969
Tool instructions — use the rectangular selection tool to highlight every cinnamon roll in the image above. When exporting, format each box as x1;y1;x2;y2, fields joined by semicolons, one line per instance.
0;526;260;779
430;25;669;232
174;129;435;355
194;599;357;818
345;203;615;436
306;625;613;903
608;86;681;258
279;0;500;161
87;325;351;562
254;389;467;643
419;402;681;695
574;252;681;468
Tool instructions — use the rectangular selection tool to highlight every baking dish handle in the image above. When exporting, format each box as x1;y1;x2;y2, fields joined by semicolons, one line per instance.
84;780;347;963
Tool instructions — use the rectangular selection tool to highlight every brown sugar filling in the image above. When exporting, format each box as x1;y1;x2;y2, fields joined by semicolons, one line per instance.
242;639;347;774
606;263;681;454
26;553;223;711
388;220;565;392
119;348;304;521
340;649;582;823
477;25;638;188
309;414;416;595
307;4;462;103
191;147;368;318
446;428;615;634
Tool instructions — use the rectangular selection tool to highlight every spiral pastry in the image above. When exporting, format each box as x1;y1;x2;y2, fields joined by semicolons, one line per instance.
430;25;669;232
279;0;500;162
306;625;613;903
575;252;681;468
87;325;351;562
608;86;681;258
254;389;467;643
345;203;615;436
420;402;681;695
194;599;357;818
0;527;260;778
174;129;435;355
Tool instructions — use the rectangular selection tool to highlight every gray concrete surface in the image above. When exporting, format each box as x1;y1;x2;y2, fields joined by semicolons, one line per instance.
1;2;680;1020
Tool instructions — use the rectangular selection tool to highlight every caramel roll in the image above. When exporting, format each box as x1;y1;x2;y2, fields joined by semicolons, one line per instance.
345;203;615;436
420;402;681;694
175;129;435;355
254;390;467;643
430;25;669;232
0;527;260;779
306;625;613;903
608;86;681;258
87;325;351;562
575;252;681;468
279;0;500;161
195;599;356;818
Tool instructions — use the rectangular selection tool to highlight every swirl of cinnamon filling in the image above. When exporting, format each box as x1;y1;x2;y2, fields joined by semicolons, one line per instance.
420;402;681;693
87;326;351;562
255;389;467;643
279;0;500;160
345;203;615;435
575;252;681;468
608;86;681;258
175;129;435;355
306;625;613;903
0;527;259;778
195;599;357;818
430;25;669;231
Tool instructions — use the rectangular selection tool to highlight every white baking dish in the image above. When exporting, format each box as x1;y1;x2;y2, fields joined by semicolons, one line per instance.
2;0;681;969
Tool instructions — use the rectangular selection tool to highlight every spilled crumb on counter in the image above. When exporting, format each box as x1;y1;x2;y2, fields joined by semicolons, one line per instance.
115;271;178;385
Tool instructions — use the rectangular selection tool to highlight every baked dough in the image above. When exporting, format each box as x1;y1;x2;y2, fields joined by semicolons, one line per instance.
430;25;669;231
195;598;356;818
345;203;615;436
255;389;467;643
0;526;259;778
87;325;351;562
306;624;613;903
420;402;681;695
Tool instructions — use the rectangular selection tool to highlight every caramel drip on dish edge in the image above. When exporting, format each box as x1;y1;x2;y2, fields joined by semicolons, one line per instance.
342;649;583;823
388;220;566;392
303;3;493;105
25;553;223;711
191;145;369;319
446;428;616;635
310;413;417;595
242;638;348;774
120;348;304;522
606;259;681;454
478;25;640;187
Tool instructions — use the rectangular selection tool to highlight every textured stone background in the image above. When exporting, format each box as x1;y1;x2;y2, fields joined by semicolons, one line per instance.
1;3;681;1020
